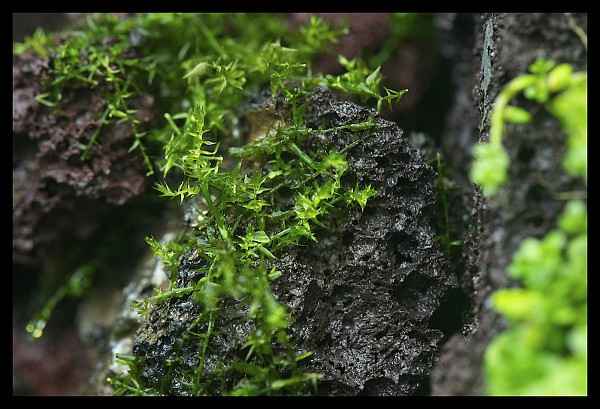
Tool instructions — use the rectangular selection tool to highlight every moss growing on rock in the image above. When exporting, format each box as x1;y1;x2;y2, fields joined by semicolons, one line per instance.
15;13;460;396
115;87;457;396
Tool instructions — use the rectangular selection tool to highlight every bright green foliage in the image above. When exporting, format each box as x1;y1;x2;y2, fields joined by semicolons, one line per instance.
470;143;510;197
482;58;588;396
14;13;411;395
502;106;532;124
317;55;408;112
145;236;192;280
559;200;587;234
296;16;349;58
14;28;52;58
470;58;587;196
346;184;378;210
14;14;402;175
486;200;587;395
548;75;588;180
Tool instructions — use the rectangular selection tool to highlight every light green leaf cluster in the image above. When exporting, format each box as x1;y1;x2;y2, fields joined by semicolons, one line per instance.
548;75;587;180
14;28;51;58
317;56;408;112
297;16;349;59
470;58;587;197
470;142;510;197
486;199;587;395
482;59;588;396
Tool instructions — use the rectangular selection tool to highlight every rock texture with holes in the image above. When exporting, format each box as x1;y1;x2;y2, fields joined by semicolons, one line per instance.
131;88;464;396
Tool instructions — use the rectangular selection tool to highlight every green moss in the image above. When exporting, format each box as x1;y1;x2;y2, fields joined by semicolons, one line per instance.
123;91;382;396
16;13;409;395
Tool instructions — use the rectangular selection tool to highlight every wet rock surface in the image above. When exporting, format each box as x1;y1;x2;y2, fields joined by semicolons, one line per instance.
132;88;464;395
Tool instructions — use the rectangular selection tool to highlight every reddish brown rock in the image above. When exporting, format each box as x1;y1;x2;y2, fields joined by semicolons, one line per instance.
13;51;153;266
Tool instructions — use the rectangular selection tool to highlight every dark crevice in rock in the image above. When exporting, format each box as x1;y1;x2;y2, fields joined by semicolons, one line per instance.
429;288;471;340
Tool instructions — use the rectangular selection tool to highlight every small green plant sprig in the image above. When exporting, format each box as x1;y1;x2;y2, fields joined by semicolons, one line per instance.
476;58;588;396
25;265;94;339
315;55;408;113
470;58;587;197
14;28;52;58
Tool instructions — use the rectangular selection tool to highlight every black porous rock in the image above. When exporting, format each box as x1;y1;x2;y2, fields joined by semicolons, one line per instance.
132;88;461;396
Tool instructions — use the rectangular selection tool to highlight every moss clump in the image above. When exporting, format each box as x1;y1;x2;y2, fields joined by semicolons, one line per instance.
15;13;415;395
123;86;455;396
